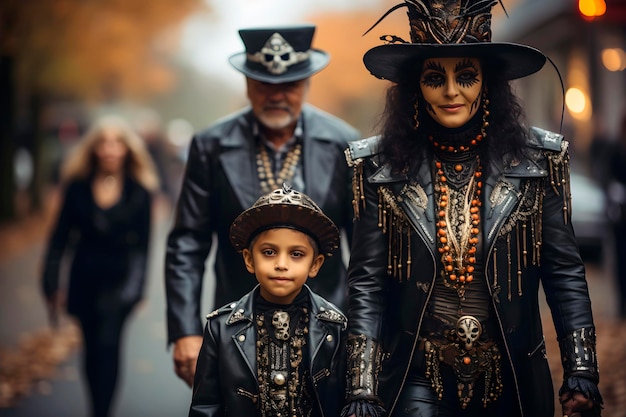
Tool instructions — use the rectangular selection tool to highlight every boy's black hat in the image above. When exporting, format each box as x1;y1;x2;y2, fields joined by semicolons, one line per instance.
228;24;330;84
363;0;546;83
229;184;340;256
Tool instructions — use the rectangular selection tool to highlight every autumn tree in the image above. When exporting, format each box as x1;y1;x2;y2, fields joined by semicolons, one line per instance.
306;1;412;136
0;0;203;221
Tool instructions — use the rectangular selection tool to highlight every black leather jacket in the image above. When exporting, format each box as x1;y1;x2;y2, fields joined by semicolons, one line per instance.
345;128;598;417
165;105;360;343
189;285;347;417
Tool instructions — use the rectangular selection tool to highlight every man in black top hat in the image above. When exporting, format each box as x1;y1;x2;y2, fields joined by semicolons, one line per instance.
165;24;360;387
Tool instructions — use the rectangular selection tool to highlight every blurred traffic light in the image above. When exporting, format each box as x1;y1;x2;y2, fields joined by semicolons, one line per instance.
578;0;607;18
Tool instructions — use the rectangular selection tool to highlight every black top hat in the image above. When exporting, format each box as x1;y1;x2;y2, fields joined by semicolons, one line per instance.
229;25;330;84
363;0;547;83
229;184;340;256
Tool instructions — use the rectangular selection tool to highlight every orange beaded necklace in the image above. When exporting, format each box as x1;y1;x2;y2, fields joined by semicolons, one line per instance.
434;150;483;299
428;133;484;153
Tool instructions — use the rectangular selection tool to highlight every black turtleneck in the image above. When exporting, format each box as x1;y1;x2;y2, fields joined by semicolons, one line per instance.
424;109;485;163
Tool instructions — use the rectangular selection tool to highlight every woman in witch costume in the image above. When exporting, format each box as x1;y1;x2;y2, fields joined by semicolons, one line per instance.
341;1;602;417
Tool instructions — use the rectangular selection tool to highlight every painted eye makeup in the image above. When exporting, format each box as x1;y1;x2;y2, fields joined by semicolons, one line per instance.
421;72;445;88
455;59;480;88
421;59;481;89
457;71;480;88
421;61;446;88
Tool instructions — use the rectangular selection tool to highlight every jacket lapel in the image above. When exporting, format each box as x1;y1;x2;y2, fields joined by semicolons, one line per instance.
483;165;521;249
303;137;336;208
306;287;345;382
397;156;438;255
219;110;261;210
371;150;438;260
370;150;549;267
227;292;257;380
301;106;338;207
308;312;330;378
482;154;547;251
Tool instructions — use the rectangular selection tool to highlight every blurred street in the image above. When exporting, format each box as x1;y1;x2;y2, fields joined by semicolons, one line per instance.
1;189;626;417
0;192;197;417
1;1;624;417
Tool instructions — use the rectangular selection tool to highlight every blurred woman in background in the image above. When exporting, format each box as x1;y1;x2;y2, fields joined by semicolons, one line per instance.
41;115;159;417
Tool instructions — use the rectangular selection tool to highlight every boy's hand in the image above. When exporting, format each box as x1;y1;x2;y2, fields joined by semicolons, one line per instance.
173;335;203;387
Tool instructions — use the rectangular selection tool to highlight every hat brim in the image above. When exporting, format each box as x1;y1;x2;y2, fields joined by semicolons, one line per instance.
229;203;340;256
363;42;546;82
229;49;330;84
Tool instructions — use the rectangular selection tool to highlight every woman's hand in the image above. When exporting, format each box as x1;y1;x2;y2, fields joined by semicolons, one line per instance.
560;390;598;417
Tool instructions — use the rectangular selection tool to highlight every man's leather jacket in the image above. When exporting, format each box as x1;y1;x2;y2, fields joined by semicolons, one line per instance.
165;105;359;344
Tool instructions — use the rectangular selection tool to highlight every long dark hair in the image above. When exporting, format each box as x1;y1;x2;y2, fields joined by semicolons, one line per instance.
378;57;529;172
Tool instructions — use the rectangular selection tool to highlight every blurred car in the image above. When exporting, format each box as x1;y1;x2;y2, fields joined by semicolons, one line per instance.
569;171;609;263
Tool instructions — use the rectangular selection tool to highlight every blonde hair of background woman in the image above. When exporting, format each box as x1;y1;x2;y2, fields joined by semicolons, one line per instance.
60;115;160;192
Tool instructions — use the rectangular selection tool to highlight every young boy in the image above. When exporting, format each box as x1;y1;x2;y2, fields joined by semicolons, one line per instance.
189;184;347;417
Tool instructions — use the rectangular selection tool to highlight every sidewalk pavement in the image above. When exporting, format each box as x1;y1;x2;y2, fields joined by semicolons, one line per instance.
0;191;195;416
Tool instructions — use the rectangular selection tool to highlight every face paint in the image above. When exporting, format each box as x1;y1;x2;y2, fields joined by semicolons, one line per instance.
420;57;483;128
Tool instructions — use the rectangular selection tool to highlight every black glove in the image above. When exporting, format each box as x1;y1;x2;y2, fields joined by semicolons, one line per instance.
340;399;386;417
559;375;603;417
557;327;602;416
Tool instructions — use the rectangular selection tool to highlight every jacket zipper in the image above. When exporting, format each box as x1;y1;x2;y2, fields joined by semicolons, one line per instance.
486;222;525;417
387;228;437;416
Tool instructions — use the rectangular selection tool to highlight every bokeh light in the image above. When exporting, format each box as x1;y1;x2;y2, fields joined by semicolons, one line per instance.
565;87;589;119
578;0;607;17
601;48;626;72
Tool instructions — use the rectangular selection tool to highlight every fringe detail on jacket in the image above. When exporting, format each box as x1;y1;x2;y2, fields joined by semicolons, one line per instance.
348;141;572;294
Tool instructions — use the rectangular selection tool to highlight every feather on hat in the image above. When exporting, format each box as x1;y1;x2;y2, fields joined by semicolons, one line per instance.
363;0;546;82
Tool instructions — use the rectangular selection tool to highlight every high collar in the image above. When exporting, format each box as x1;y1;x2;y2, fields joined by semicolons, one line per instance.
424;111;484;161
225;285;346;327
255;289;309;313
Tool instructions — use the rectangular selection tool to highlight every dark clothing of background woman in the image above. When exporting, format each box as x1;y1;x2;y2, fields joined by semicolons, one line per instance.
42;177;151;417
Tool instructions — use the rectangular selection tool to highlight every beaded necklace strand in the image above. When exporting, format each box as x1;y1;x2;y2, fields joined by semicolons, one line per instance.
434;134;484;299
257;143;302;194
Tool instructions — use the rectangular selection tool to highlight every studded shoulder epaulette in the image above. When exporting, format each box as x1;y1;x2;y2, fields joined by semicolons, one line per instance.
528;126;564;152
316;306;347;328
345;136;382;220
528;126;572;224
205;302;235;320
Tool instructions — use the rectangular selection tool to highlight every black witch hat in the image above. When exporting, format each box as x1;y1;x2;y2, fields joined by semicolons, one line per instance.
363;0;546;82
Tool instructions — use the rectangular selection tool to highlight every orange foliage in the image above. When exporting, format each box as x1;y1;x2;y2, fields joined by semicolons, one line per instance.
303;1;411;135
1;0;204;101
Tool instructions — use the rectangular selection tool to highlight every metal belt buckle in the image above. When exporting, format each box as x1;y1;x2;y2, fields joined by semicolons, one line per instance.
456;315;483;350
452;315;502;409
